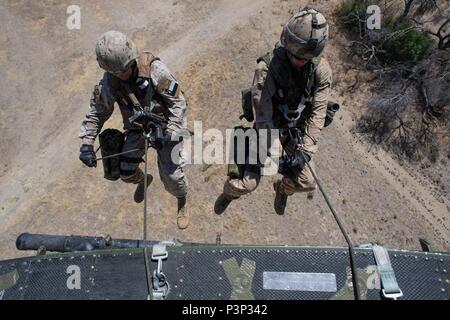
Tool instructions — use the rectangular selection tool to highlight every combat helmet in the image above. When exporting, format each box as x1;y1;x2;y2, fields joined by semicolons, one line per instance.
95;30;139;75
280;7;329;60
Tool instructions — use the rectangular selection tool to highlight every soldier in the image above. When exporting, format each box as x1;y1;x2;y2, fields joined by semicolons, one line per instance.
79;31;190;229
215;8;332;215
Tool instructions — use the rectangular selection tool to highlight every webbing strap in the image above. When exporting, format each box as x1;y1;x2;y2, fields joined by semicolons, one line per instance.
151;243;169;300
143;78;156;110
372;245;403;300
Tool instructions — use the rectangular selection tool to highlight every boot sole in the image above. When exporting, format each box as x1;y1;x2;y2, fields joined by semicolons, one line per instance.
273;181;286;215
134;175;154;203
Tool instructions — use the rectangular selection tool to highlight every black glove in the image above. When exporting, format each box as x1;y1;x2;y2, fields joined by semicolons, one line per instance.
278;149;310;178
280;128;304;156
148;126;169;150
79;145;97;167
289;149;310;173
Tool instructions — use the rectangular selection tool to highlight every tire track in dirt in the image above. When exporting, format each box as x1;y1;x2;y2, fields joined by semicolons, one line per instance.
339;105;450;249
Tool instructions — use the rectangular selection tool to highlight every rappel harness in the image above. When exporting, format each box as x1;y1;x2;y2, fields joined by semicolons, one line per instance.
257;44;320;130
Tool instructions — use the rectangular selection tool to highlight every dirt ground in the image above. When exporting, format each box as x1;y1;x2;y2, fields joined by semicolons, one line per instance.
0;0;448;261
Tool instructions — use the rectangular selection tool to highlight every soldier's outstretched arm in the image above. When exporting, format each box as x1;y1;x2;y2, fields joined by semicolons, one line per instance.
150;60;187;137
79;75;116;147
251;60;276;130
301;58;332;157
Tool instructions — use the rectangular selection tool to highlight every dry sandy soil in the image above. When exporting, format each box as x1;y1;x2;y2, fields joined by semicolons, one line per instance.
0;0;448;260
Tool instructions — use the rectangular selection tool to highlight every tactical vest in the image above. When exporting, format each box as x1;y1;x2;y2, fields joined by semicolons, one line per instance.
108;51;164;130
257;43;320;129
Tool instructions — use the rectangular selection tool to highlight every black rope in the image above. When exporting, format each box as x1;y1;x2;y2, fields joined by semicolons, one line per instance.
142;137;153;300
143;246;153;300
302;155;361;300
143;138;149;242
94;135;155;298
95;148;144;162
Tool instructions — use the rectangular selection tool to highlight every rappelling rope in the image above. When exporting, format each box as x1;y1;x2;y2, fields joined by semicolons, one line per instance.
142;136;153;300
95;138;155;299
93;138;360;299
95;148;143;162
302;154;361;300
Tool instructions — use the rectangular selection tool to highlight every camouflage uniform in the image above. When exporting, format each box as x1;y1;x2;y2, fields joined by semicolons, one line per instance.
79;54;188;198
223;49;332;198
218;8;332;207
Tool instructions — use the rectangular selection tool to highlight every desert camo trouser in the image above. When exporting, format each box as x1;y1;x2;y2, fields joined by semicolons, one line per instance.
223;160;316;198
120;130;188;198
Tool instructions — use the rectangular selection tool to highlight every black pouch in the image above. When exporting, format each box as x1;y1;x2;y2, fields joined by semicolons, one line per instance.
227;126;260;179
239;88;254;122
99;129;125;181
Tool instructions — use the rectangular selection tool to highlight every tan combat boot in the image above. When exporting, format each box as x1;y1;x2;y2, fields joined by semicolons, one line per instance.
134;174;154;203
177;196;189;229
273;180;288;215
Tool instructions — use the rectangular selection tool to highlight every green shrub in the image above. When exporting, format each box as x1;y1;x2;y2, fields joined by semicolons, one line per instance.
337;0;378;34
336;0;433;65
382;17;433;64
